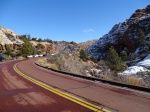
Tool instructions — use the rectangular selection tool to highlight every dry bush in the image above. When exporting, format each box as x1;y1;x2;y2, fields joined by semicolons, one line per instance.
36;58;58;70
17;56;24;60
136;71;150;87
126;76;142;86
47;54;91;75
102;74;113;81
62;60;91;75
49;64;58;70
47;54;65;69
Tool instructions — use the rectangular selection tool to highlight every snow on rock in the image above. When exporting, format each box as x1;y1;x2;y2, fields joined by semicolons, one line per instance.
88;5;150;59
137;54;150;69
119;66;149;76
119;54;150;75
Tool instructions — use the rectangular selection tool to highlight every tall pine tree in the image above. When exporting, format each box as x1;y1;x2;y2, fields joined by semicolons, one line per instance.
120;50;127;61
21;40;33;57
107;46;127;72
138;30;145;48
79;50;88;61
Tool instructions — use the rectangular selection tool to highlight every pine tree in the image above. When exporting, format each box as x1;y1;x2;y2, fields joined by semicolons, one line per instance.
107;46;127;72
21;40;33;57
138;30;145;47
120;50;127;61
79;50;88;61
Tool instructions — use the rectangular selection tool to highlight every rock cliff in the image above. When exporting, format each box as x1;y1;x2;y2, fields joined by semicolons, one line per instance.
0;26;23;52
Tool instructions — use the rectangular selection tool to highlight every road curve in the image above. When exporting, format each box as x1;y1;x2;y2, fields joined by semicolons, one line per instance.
17;58;150;112
0;60;92;112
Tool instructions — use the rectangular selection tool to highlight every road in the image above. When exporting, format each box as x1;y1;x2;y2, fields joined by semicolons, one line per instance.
0;58;150;112
0;60;92;112
17;58;150;112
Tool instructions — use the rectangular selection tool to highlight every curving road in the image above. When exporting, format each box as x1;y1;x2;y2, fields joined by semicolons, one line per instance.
17;58;150;112
0;58;150;112
0;60;92;112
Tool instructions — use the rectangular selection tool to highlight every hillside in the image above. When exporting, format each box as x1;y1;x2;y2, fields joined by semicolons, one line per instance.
0;26;94;56
88;5;150;59
0;5;149;87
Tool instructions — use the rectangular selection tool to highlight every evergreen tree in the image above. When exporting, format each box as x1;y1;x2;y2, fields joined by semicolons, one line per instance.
21;40;33;57
138;30;146;47
32;38;37;41
79;50;88;61
120;50;127;61
38;38;42;42
107;46;127;72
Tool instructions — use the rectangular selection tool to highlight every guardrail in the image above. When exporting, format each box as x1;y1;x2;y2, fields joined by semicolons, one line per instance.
35;62;150;93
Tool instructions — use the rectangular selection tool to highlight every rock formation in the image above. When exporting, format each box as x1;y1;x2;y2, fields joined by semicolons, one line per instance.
0;26;23;52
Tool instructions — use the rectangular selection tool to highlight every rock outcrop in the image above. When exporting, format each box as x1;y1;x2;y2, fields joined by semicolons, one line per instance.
0;26;23;52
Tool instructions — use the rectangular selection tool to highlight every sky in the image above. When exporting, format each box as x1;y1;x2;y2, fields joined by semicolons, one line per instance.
0;0;149;43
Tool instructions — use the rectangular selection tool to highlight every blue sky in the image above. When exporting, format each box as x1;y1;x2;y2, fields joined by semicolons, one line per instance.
0;0;149;43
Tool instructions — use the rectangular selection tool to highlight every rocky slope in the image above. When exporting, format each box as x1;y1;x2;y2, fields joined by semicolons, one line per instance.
0;26;23;51
87;5;150;87
78;40;98;50
88;5;150;59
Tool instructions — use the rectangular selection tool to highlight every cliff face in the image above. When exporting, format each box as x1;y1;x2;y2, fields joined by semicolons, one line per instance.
88;5;150;59
0;26;23;52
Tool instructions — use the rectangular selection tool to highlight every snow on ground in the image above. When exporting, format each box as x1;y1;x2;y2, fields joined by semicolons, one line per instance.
137;54;150;69
119;66;149;76
119;54;150;75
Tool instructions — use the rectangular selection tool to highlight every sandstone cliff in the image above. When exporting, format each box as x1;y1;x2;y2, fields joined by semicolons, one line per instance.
0;26;23;52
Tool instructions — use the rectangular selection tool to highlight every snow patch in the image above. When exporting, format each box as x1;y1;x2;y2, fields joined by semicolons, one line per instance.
119;66;149;75
119;54;150;75
136;54;150;69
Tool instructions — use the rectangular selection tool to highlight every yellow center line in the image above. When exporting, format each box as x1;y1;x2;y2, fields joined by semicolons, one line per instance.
13;63;111;112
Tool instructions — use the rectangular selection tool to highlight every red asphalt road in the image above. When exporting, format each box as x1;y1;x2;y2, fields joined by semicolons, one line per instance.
17;58;150;112
0;60;92;112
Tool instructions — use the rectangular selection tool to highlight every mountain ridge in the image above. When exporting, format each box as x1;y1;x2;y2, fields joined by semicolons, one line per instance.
88;5;150;59
0;26;96;55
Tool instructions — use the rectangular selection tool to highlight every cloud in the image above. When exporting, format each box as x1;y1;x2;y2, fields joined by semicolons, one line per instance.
83;28;95;33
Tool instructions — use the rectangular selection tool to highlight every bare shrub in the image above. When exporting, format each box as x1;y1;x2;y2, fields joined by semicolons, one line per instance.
47;54;92;75
36;58;58;70
50;64;58;70
47;54;65;69
136;71;150;87
127;76;142;86
102;74;112;80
